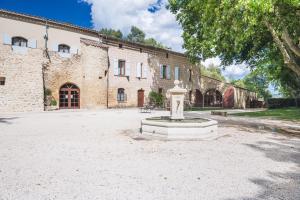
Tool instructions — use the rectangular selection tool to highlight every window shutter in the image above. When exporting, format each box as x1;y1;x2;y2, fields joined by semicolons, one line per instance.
142;65;148;79
160;64;163;78
70;46;78;54
28;39;37;48
136;63;141;78
167;65;171;80
125;61;131;77
3;33;11;45
52;43;58;52
175;66;179;80
114;59;119;76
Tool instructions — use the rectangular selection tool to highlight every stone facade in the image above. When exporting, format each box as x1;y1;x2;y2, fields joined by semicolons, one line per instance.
0;43;44;112
0;9;257;113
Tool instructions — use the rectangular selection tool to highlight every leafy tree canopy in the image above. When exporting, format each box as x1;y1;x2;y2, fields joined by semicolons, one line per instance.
126;26;146;43
169;0;300;92
99;28;123;39
230;70;272;100
201;63;226;81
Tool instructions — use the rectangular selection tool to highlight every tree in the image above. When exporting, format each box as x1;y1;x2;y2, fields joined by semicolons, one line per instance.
230;70;272;100
168;1;300;76
201;63;226;81
144;38;166;48
99;28;123;39
126;26;146;43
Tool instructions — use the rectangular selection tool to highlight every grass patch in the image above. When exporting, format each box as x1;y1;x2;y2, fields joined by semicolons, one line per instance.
231;107;300;121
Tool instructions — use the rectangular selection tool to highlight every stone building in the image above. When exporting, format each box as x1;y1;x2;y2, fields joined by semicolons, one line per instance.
0;9;256;113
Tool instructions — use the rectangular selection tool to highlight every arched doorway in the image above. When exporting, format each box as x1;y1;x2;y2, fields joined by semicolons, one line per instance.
195;89;203;107
59;83;80;109
204;89;222;107
137;89;144;107
223;87;235;108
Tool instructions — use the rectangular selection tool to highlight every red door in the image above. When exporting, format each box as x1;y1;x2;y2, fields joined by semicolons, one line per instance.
138;90;144;107
59;83;80;109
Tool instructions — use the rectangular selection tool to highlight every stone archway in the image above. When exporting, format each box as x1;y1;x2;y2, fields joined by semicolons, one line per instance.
59;83;80;109
204;89;222;107
194;89;203;107
223;86;235;108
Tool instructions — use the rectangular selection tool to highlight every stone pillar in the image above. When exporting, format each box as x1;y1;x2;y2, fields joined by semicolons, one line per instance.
168;80;187;120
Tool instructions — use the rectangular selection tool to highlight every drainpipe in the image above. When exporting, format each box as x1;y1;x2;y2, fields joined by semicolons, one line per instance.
42;21;50;111
98;33;110;108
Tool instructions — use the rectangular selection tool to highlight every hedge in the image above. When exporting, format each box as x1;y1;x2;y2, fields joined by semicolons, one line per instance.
267;98;300;108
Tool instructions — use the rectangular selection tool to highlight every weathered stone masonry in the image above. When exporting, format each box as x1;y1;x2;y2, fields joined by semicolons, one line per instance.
0;9;256;113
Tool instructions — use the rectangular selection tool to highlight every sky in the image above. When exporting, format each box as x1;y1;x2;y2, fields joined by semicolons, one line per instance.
0;0;251;81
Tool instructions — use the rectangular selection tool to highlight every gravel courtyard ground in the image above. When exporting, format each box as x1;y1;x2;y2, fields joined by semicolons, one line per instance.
0;109;299;200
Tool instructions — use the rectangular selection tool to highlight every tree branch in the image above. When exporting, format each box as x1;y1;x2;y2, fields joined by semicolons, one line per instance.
281;29;300;57
264;21;300;76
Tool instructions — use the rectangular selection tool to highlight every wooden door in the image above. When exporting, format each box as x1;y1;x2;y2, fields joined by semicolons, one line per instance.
137;90;144;107
59;83;80;109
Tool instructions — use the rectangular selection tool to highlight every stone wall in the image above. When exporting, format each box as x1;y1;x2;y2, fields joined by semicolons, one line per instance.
44;41;108;109
0;43;44;112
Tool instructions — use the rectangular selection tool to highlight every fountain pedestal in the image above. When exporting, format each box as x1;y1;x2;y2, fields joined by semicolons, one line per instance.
169;80;186;120
141;81;218;140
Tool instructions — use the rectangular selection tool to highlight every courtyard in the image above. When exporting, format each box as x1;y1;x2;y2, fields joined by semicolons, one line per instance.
0;109;299;200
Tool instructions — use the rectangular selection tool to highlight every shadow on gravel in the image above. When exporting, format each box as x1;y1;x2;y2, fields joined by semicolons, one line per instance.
226;138;300;200
0;117;18;124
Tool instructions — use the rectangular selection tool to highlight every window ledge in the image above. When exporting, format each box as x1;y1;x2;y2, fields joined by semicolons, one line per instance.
12;46;28;54
58;52;72;58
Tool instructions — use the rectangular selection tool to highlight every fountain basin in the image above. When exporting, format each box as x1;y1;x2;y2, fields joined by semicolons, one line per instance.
141;116;218;140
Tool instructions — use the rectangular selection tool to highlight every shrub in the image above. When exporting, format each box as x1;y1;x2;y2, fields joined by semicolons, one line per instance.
149;91;164;107
44;88;52;96
50;99;57;106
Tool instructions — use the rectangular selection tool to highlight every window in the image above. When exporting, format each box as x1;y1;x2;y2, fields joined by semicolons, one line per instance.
58;44;70;53
166;53;169;58
117;88;126;102
158;88;163;95
119;44;123;48
189;69;192;82
118;60;126;76
0;77;5;85
162;65;167;79
12;37;27;47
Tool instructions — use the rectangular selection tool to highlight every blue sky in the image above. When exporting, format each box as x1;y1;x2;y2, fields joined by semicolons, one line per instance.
0;0;93;28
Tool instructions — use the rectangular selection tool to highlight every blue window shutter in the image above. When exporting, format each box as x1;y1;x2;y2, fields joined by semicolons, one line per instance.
160;65;163;78
28;39;37;48
70;46;78;54
167;65;171;79
114;59;119;76
125;61;130;77
142;65;148;78
175;66;179;80
52;43;58;52
3;33;11;45
136;63;141;78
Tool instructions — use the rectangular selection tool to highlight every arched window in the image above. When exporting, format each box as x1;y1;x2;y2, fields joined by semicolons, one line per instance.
12;37;28;47
117;88;126;102
58;44;70;53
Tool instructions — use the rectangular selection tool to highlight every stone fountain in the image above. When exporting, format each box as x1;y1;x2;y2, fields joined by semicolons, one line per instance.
141;80;218;140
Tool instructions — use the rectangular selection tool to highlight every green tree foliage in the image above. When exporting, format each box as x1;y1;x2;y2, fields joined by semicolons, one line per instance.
231;70;272;100
144;38;166;49
201;63;226;81
149;91;164;107
168;0;300;90
126;26;146;43
99;28;123;39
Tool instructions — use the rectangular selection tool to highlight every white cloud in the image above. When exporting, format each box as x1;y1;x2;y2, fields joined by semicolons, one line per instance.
201;57;250;80
82;0;183;52
82;0;250;80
